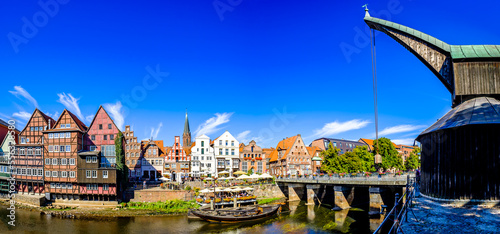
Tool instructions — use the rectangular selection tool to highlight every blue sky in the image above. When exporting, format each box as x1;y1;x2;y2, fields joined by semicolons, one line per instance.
1;0;499;147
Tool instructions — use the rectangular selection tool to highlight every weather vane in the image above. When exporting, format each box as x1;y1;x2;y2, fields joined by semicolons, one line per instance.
362;4;368;11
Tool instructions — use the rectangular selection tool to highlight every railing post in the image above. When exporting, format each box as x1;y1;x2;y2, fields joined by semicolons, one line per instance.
394;193;399;233
406;175;410;222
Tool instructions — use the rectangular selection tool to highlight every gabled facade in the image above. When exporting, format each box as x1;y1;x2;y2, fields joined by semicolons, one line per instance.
124;125;142;181
269;134;311;176
240;140;266;174
0;119;19;193
306;146;323;174
190;135;215;178
141;140;165;180
78;106;119;200
165;136;190;180
14;109;54;195
213;131;239;176
43;109;87;200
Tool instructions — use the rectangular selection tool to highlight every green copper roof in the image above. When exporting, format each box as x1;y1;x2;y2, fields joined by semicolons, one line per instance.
364;14;500;60
183;111;190;134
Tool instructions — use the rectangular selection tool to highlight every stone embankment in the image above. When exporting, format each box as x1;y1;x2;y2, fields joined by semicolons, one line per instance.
401;196;500;233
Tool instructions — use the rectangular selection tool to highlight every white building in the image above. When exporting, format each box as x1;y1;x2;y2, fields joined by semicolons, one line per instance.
190;134;215;177
213;131;239;176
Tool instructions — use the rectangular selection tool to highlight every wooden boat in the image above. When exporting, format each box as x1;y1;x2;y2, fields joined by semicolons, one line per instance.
189;205;281;223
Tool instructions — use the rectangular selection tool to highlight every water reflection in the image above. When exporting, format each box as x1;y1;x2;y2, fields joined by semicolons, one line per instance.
0;202;383;233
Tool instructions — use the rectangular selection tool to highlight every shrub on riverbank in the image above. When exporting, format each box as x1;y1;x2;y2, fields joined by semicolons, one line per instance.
124;199;200;213
257;197;282;205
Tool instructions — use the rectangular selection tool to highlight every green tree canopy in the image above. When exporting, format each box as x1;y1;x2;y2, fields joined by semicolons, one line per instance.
373;138;404;171
405;147;421;170
320;142;347;173
353;145;375;172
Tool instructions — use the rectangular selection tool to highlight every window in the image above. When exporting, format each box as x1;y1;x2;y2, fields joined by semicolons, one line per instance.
66;145;71;152
92;156;98;163
99;124;103;130
201;148;204;154
52;158;58;165
90;146;96;151
69;158;75;165
231;141;234;146
66;132;71;138
54;145;59;152
31;127;34;131
49;133;53;139
61;183;66;189
45;158;51;165
67;184;73;189
104;135;107;140
52;171;58;177
103;170;108;178
231;149;235;155
60;146;65;152
38;169;43;176
86;157;92;163
92;170;97;178
103;184;109;190
60;124;65;128
108;124;112;129
86;170;91;178
91;135;95;141
61;158;67;165
201;141;204;147
50;183;55;189
27;169;32;176
219;140;222;145
21;137;25;144
20;149;25;155
225;149;229;155
66;124;70;128
102;145;116;156
225;140;228;146
54;133;59;139
70;171;75;178
45;171;51;177
35;148;41;155
61;171;67;177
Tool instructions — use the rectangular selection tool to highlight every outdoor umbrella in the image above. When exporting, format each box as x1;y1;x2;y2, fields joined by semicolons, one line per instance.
233;171;246;175
248;174;260;179
236;175;250;180
204;177;214;181
226;176;236;180
218;171;230;175
260;173;273;178
200;189;211;193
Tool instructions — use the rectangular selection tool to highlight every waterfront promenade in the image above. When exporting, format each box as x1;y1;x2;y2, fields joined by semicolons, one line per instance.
401;196;500;233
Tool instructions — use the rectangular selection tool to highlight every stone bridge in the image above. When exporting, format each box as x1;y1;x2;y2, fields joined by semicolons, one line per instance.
276;175;412;213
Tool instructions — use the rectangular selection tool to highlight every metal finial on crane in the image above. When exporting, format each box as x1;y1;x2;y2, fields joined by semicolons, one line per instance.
363;4;371;17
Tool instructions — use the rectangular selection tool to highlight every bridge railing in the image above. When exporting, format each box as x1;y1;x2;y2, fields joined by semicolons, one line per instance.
373;175;418;234
276;174;412;182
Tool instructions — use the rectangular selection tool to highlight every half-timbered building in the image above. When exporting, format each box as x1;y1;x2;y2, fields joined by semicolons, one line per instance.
14;109;54;195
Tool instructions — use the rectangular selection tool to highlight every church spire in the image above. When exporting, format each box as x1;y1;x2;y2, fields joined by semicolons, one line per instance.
183;109;192;147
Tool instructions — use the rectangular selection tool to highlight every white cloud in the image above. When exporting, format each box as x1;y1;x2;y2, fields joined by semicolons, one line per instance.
379;125;427;136
150;122;163;140
312;119;370;138
392;138;416;146
12;111;31;121
103;101;125;131
57;93;84;120
195;112;232;137
48;111;60;120
236;130;264;144
236;130;251;142
86;115;95;123
9;86;39;108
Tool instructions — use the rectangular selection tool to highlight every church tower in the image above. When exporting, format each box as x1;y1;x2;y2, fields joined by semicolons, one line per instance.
182;110;192;147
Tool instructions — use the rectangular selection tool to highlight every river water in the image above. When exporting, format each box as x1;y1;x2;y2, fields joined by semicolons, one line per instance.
0;201;384;233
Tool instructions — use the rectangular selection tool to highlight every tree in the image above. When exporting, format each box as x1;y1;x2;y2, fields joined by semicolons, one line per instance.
405;148;421;170
353;146;375;172
115;131;128;192
320;142;347;173
373;138;404;171
343;151;363;173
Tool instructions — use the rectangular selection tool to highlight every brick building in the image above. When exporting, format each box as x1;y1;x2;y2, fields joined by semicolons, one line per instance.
124;125;142;181
165;136;190;181
14;109;54;195
141;140;165;180
0;119;19;193
43;109;87;200
269;134;311;176
239;140;266;174
79;106;119;200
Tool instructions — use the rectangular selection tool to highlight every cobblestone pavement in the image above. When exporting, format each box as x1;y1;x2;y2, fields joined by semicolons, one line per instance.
400;196;500;233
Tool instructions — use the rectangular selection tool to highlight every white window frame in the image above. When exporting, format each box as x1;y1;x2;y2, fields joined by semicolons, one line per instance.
86;170;91;178
103;184;109;191
70;171;75;178
61;158;67;165
49;133;53;139
92;156;98;163
52;171;58;177
90;146;96;151
61;171;67;178
38;169;43;176
86;157;92;163
103;170;108;178
54;133;59;139
45;171;51;177
52;158;58;165
66;145;71;152
45;158;51;165
66;132;70;138
67;184;73;189
70;158;75;165
92;170;97;178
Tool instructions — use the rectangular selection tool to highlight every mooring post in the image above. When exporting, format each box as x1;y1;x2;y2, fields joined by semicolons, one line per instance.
394;193;399;222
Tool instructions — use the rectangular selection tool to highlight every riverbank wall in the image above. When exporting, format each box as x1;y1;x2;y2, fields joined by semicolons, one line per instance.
12;193;46;207
131;188;194;202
